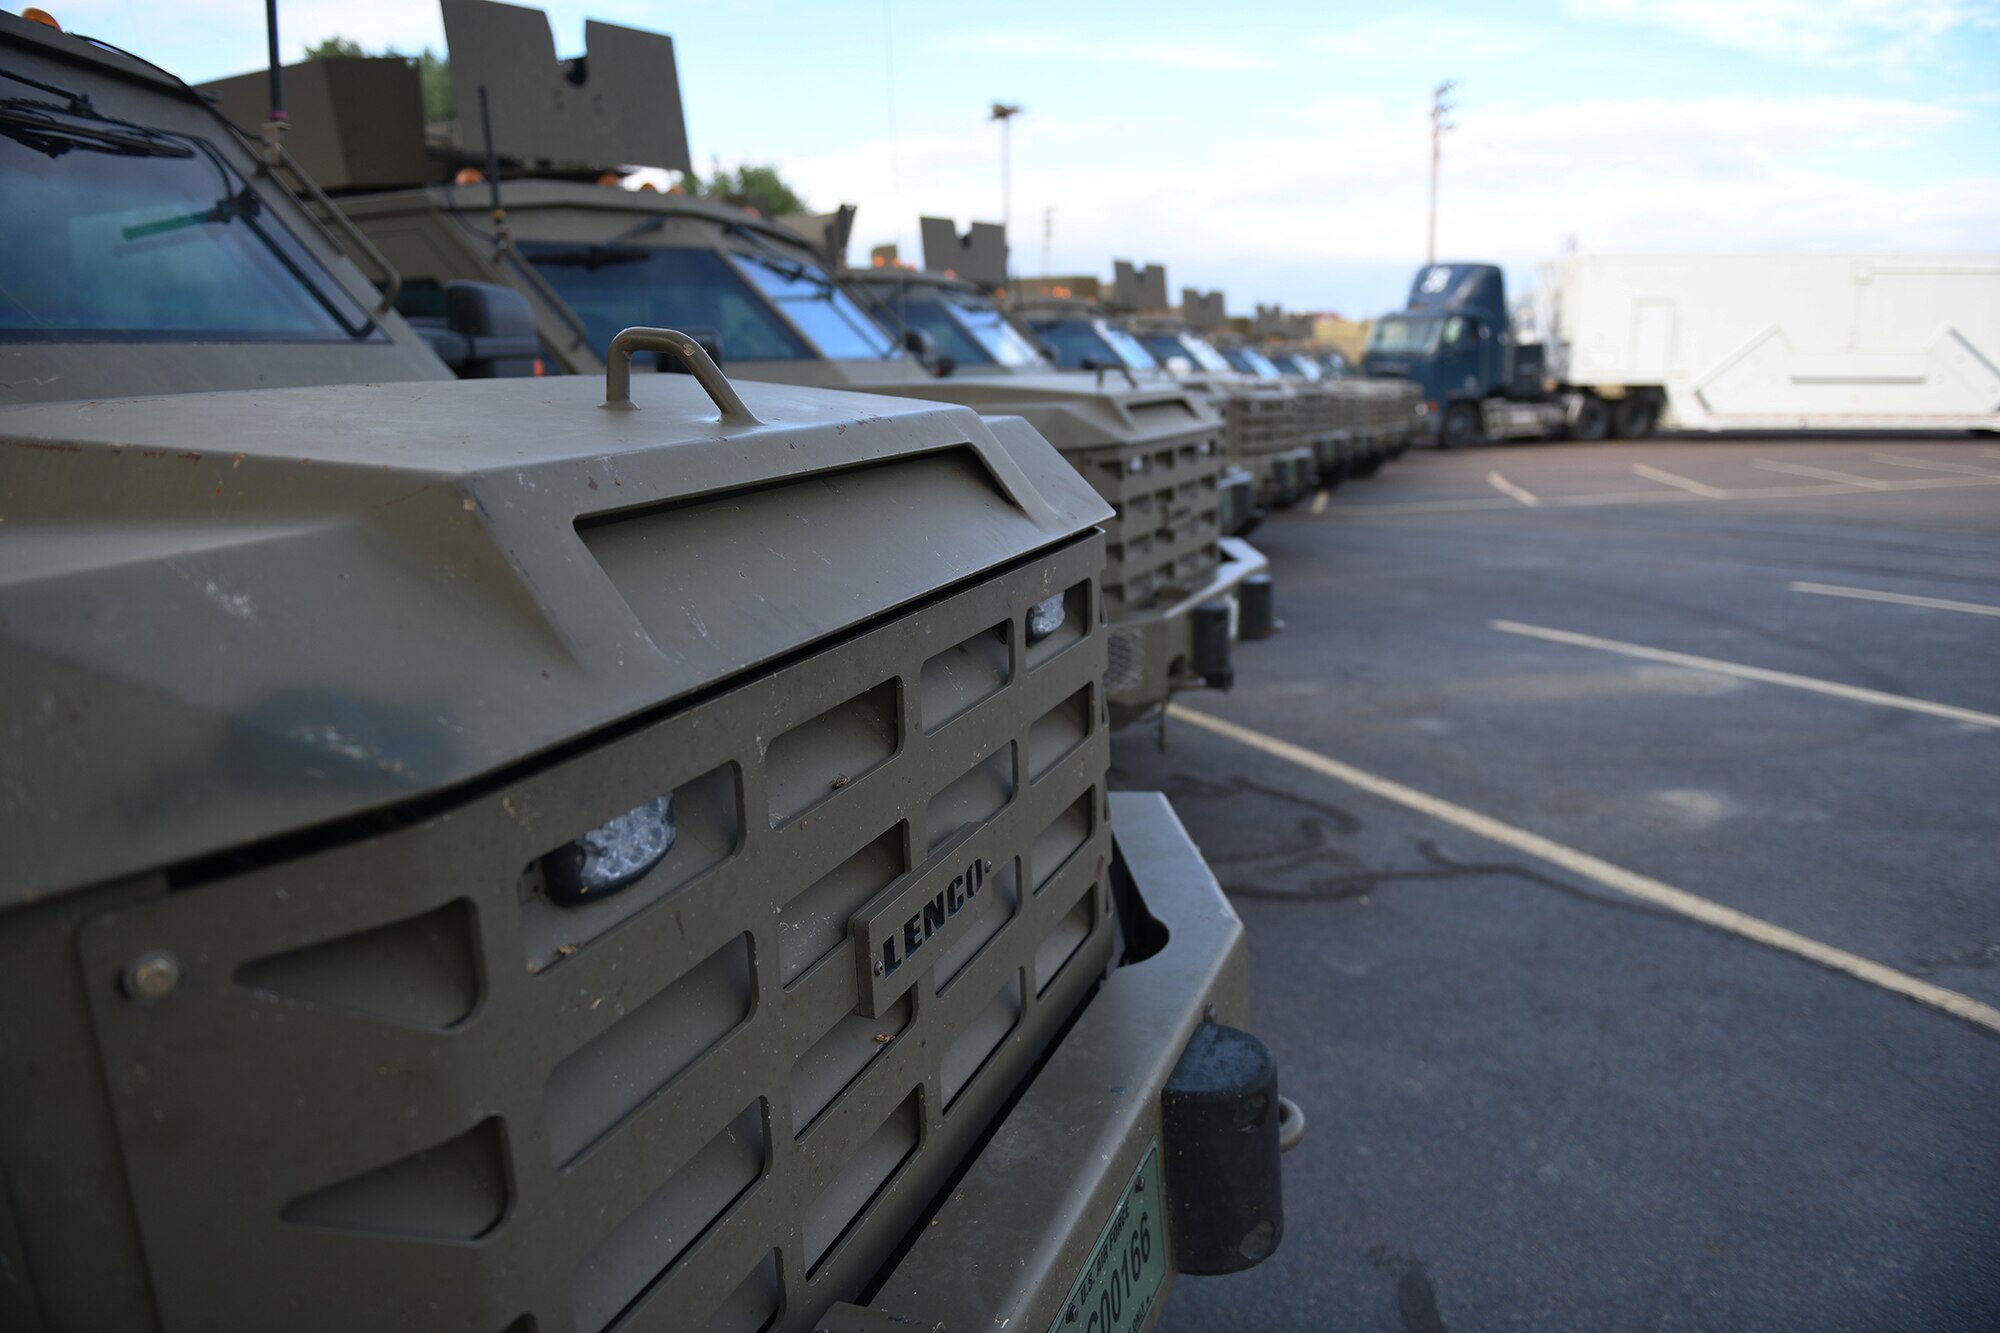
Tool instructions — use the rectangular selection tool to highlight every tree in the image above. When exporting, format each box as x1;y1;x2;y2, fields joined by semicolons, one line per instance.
684;164;807;218
304;37;365;59
303;37;453;123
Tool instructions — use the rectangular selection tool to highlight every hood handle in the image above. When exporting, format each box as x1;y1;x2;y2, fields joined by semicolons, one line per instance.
602;327;760;424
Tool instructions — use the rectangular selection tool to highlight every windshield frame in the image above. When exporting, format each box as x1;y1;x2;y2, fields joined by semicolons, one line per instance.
0;108;382;345
939;288;1047;367
1221;345;1282;379
726;247;901;361
521;239;816;365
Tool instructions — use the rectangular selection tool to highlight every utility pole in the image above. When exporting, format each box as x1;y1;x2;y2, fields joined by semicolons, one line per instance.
990;102;1022;236
1427;80;1457;266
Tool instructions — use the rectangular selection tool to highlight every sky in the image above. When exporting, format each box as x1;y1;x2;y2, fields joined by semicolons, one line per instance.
42;0;2000;317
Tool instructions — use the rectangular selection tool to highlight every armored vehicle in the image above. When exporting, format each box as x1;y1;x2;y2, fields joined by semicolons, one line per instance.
0;12;1292;1332
225;8;1272;730
1112;318;1320;505
0;13;1296;1328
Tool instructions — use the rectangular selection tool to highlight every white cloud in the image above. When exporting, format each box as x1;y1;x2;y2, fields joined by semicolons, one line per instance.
783;87;1995;312
1566;0;2000;69
937;29;1275;72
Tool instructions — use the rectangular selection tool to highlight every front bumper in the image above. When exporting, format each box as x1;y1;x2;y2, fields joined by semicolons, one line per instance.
1105;536;1272;729
824;791;1269;1332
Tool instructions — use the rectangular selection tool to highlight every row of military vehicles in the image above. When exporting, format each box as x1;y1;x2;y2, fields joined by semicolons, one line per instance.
0;4;1417;1330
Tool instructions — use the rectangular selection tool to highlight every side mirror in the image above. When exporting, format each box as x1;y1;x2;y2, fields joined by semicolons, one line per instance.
658;326;724;372
902;327;939;365
933;354;957;379
435;281;541;378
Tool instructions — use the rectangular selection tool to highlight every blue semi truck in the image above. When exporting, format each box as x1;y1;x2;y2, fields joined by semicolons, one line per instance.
1361;263;1666;448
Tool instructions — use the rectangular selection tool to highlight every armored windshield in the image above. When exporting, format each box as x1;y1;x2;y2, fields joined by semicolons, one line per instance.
1274;353;1324;381
1032;318;1119;370
1097;322;1161;371
1221;345;1282;378
1;102;377;342
521;242;813;362
1035;318;1159;371
1366;315;1444;356
731;250;900;360
1138;331;1232;374
873;294;989;365
942;289;1045;366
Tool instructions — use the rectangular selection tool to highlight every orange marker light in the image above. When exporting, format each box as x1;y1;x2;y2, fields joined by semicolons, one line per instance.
595;172;621;187
453;167;486;186
21;7;61;28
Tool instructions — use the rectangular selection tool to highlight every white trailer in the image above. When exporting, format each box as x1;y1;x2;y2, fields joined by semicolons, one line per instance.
1530;253;2000;432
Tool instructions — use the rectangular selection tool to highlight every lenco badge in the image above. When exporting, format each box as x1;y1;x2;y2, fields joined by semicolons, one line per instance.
850;823;994;1017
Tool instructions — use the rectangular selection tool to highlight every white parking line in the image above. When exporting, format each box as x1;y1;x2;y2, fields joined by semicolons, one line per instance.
1168;704;2000;1038
1791;581;2000;618
1630;462;1728;498
1337;471;2000;518
1490;619;2000;729
1486;472;1540;506
1310;489;1330;515
1753;458;1891;488
1869;452;2000;479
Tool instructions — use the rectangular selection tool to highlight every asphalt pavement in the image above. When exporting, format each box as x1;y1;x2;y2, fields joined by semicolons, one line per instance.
1134;435;2000;1332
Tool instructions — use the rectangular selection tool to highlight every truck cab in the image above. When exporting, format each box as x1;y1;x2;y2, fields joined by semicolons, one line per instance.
1364;262;1660;447
1362;263;1521;447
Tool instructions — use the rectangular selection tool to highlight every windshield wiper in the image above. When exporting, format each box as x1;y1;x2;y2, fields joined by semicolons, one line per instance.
1;100;195;160
120;185;260;241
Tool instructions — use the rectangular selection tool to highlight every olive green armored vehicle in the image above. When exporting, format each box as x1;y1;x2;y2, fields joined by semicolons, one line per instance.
215;3;1273;730
1015;295;1317;511
0;12;1292;1332
850;258;1264;538
1127;317;1340;494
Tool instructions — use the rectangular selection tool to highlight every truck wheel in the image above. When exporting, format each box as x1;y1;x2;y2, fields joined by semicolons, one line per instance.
1441;403;1482;449
1614;397;1657;439
1571;395;1610;442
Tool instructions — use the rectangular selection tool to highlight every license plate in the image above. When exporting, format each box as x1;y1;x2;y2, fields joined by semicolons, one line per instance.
1045;1141;1169;1333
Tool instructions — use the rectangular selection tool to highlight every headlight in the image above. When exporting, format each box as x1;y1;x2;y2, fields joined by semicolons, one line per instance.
544;794;676;902
1026;592;1067;644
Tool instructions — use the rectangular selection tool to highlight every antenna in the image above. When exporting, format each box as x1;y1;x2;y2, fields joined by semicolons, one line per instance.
1427;79;1457;266
261;0;286;167
477;84;511;254
1041;205;1052;279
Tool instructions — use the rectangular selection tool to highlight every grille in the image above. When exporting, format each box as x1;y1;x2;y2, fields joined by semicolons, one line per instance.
1339;379;1421;438
1221;390;1312;461
79;537;1115;1333
1069;429;1225;621
1104;627;1145;696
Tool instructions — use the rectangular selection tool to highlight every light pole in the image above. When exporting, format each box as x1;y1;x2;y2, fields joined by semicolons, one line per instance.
1427;80;1457;266
990;102;1023;238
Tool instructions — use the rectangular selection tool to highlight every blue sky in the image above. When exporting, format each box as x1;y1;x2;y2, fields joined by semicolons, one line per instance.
47;0;2000;316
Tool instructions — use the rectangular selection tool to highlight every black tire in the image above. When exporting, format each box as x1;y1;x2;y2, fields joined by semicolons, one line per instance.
1441;402;1482;449
1571;394;1610;442
1613;396;1657;439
